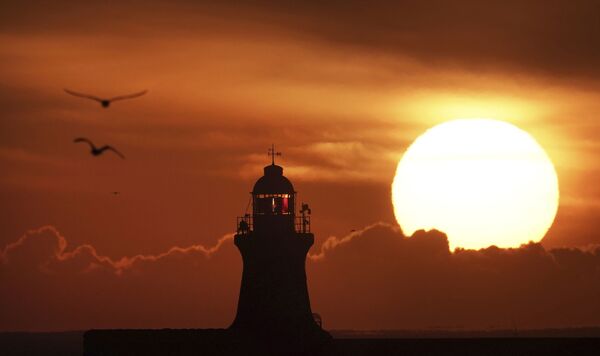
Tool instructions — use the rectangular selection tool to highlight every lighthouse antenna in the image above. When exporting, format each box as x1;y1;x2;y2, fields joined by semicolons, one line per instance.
267;144;282;165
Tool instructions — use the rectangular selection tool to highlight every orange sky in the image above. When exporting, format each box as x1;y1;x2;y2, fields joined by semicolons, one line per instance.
1;0;600;331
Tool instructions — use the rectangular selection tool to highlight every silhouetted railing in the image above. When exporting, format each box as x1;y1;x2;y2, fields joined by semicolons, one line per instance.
235;215;311;234
295;215;311;233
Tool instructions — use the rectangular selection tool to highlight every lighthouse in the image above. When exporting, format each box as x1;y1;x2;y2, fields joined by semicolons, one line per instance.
230;146;330;344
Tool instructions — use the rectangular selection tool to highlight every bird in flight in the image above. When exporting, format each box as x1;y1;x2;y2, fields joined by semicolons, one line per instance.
74;138;125;159
64;89;147;108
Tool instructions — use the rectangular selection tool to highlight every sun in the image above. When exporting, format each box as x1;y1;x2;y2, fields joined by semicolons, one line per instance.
392;119;559;250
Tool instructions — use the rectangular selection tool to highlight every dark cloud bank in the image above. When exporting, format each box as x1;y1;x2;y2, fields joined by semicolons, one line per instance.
1;223;599;331
3;1;599;82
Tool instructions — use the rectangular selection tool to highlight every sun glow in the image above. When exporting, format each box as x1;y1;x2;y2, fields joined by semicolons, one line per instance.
392;119;559;250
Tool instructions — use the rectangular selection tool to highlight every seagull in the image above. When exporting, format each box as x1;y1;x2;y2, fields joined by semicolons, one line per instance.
64;89;147;108
74;138;125;159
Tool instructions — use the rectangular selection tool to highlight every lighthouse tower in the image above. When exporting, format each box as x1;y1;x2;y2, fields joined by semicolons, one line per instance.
230;146;330;343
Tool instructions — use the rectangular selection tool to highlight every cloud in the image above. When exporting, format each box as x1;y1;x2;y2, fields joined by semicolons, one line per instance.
243;0;600;83
309;222;400;260
0;226;240;331
3;1;599;84
2;223;600;331
1;225;233;275
308;224;600;330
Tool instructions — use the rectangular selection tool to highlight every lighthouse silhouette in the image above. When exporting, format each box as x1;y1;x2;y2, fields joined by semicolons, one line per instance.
230;145;331;346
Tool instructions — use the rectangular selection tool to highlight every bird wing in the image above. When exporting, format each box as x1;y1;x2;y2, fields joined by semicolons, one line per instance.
101;146;125;159
64;89;104;102
108;90;148;102
73;137;95;149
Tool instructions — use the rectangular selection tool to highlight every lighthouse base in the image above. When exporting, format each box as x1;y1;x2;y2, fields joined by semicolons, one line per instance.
83;328;331;356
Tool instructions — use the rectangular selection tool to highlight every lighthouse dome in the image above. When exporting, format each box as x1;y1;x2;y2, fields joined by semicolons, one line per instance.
252;164;295;194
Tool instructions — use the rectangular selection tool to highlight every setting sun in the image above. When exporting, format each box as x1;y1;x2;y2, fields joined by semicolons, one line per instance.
392;119;559;250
